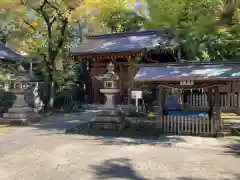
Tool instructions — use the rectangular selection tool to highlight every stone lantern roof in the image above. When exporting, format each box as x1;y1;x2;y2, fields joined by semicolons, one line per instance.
10;65;30;82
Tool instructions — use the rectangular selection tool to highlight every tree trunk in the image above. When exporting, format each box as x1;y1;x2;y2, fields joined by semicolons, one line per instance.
47;70;55;108
48;81;55;108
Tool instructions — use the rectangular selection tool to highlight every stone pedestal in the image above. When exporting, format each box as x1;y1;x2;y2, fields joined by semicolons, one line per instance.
91;89;125;130
3;92;40;125
92;109;125;130
90;62;126;130
2;69;41;125
100;89;119;109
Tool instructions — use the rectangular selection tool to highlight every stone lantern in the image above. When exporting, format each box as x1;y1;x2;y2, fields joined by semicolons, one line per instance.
91;62;125;130
95;62;120;109
3;66;40;125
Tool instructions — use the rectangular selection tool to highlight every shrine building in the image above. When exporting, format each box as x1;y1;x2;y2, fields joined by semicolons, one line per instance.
70;29;178;104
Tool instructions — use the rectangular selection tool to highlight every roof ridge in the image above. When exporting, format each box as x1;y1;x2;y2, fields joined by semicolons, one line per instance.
139;62;240;67
87;29;174;39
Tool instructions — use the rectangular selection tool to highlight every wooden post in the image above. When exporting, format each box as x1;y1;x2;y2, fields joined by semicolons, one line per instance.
236;91;240;115
92;67;99;104
207;87;213;119
156;86;165;129
127;59;132;105
208;87;214;135
214;86;223;135
119;64;123;104
236;82;240;115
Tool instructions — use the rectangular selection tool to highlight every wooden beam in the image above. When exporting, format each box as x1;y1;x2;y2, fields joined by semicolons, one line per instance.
156;86;165;129
236;89;240;115
214;86;222;135
207;87;214;119
91;62;130;68
119;63;123;104
157;84;220;89
72;50;143;60
127;58;132;104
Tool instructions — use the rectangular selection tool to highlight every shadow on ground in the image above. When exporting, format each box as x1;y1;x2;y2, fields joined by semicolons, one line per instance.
222;142;240;157
89;158;146;180
27;111;100;134
93;135;186;146
66;121;159;137
66;120;188;145
90;158;240;180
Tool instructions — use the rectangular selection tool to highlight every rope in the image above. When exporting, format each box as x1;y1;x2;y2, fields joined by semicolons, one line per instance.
157;84;220;90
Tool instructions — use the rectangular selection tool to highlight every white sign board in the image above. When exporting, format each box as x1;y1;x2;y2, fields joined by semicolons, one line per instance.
180;80;194;86
131;91;142;99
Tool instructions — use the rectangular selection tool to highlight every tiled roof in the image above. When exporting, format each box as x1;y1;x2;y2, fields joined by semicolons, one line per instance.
0;43;22;63
134;63;240;82
71;29;177;56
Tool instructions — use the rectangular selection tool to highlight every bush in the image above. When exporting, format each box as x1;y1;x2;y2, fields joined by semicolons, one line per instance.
0;90;16;114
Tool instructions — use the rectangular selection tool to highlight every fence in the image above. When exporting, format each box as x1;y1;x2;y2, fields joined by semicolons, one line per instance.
186;93;237;111
158;115;217;136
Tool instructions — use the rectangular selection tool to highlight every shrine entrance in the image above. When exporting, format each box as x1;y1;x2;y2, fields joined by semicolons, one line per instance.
70;30;178;104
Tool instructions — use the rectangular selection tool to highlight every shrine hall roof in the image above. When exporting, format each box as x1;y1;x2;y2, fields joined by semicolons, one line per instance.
134;63;240;82
71;29;177;57
0;42;22;63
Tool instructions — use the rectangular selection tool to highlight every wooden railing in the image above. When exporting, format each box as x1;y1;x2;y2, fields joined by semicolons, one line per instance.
186;93;237;110
158;115;217;136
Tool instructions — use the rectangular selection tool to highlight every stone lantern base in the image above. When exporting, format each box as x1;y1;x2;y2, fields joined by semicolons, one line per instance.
2;93;41;125
89;89;126;130
90;109;125;130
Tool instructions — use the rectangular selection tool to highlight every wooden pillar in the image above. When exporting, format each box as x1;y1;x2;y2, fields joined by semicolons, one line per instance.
127;60;132;105
214;86;223;134
236;82;240;114
127;56;138;105
236;92;240;115
93;80;98;104
91;67;99;104
207;87;213;119
119;64;123;104
156;86;166;129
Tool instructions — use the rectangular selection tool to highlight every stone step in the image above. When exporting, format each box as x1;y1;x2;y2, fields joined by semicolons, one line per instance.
3;113;28;119
95;116;123;123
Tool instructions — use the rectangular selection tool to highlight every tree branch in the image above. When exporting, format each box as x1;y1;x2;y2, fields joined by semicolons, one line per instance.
39;0;48;11
49;17;57;27
51;20;68;61
22;20;37;32
46;2;66;20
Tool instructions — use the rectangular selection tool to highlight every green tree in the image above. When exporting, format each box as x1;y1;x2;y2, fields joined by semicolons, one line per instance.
143;0;240;61
82;0;143;34
0;0;91;108
0;0;144;108
101;9;146;33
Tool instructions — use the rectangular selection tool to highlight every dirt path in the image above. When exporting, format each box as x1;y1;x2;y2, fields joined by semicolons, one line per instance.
0;134;239;180
0;111;98;156
0;111;239;180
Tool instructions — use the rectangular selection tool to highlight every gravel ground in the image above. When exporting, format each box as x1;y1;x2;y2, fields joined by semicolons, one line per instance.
0;134;239;180
0;111;239;180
